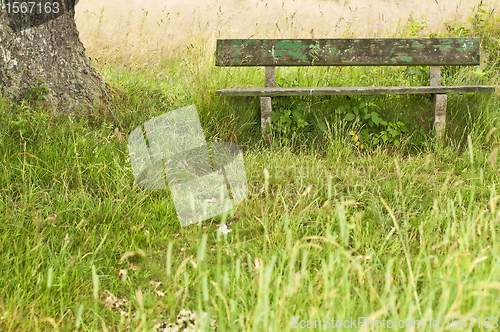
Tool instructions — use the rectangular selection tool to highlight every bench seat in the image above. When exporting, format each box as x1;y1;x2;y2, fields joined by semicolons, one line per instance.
216;85;495;97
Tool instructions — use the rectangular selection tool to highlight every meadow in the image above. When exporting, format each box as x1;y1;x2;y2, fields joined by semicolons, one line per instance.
1;0;500;331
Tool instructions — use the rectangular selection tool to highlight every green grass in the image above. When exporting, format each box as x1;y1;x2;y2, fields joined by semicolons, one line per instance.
2;7;500;332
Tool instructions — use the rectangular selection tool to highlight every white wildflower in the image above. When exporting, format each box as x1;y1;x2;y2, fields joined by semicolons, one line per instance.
219;224;232;234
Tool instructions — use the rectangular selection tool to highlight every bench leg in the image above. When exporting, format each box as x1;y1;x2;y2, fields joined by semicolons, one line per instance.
430;66;446;142
261;96;272;136
433;94;447;141
261;66;275;138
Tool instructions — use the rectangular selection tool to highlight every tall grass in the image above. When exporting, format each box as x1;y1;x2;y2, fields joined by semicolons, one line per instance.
1;0;500;331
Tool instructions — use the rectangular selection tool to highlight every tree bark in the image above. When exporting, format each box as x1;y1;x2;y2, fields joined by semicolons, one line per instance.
0;0;110;114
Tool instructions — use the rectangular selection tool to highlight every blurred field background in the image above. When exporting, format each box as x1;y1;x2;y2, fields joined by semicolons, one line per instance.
75;0;500;61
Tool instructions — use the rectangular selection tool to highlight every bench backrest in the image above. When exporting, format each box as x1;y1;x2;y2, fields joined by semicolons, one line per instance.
216;38;480;67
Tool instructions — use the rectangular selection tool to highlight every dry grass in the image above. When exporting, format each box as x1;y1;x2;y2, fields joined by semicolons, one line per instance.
75;0;500;62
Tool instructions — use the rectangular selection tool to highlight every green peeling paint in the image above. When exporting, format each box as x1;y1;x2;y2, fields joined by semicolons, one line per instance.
264;41;311;60
273;50;284;57
411;42;425;49
287;51;306;61
457;41;476;51
401;56;412;62
275;41;309;52
434;44;454;52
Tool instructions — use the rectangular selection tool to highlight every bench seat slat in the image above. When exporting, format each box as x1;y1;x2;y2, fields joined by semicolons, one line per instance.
215;85;495;97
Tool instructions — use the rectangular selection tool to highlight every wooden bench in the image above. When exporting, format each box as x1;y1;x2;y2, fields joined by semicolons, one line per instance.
215;38;495;140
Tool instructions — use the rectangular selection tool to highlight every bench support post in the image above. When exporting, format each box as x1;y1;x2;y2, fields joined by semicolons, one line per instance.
430;66;447;141
261;66;275;137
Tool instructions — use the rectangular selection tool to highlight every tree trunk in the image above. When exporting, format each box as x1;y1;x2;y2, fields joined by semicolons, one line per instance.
0;0;110;113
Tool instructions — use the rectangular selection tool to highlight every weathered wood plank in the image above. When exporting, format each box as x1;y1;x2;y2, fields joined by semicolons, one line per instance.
215;85;495;97
216;38;480;66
